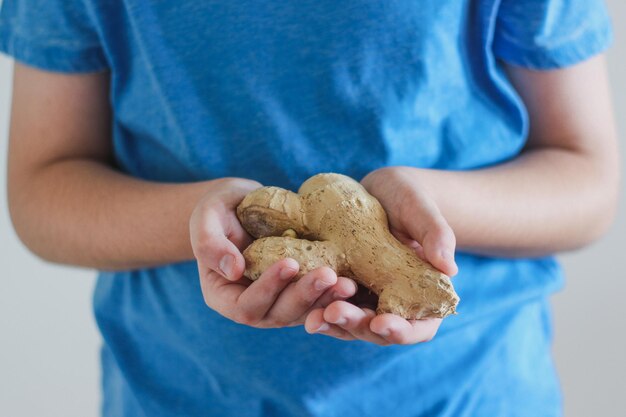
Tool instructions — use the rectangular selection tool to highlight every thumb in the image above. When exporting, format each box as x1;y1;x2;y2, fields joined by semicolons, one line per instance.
191;211;248;281
420;221;458;277
400;201;458;277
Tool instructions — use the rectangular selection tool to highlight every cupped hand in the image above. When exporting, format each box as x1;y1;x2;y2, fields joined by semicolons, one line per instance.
304;284;442;345
304;167;456;345
304;301;442;345
190;177;357;328
361;166;458;276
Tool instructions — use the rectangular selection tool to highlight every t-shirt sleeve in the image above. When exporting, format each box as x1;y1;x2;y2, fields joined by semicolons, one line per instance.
0;0;107;72
493;0;613;69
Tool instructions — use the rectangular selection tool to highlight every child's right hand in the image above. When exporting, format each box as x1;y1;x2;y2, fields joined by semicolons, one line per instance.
190;178;358;328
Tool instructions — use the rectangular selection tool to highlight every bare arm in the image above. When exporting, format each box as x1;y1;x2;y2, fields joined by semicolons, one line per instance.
364;54;620;260
6;63;254;270
444;55;620;256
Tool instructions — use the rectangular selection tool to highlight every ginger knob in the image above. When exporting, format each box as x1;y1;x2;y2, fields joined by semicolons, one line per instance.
236;173;459;320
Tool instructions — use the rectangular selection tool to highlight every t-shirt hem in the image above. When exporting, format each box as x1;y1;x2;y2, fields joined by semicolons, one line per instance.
494;22;614;70
0;27;109;73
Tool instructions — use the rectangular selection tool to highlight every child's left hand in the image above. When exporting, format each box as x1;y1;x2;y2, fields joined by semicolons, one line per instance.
303;166;457;345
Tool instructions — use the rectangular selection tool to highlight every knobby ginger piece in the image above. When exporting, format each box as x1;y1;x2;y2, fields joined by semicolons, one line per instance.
237;173;459;320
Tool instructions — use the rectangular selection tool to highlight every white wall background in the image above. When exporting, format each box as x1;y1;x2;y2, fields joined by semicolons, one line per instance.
0;2;625;416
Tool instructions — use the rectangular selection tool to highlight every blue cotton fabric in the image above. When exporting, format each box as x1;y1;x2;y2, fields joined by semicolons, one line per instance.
0;1;612;416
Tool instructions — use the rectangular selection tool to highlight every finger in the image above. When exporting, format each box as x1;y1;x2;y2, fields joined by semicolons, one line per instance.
304;309;356;341
266;267;338;325
323;302;390;345
294;277;358;324
410;242;427;263
234;258;299;325
422;223;458;277
399;197;458;276
191;209;248;281
311;277;358;309
212;178;263;250
369;314;442;345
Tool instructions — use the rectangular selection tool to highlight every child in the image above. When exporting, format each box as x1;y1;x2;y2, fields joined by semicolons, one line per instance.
0;0;619;416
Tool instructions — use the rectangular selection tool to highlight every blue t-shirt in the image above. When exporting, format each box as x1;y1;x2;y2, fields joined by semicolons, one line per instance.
0;1;612;416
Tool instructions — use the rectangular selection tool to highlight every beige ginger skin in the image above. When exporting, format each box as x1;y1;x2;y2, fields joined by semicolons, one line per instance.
237;173;459;320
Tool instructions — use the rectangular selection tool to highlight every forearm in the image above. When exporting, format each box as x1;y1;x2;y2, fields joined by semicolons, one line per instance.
9;158;211;270
410;146;620;257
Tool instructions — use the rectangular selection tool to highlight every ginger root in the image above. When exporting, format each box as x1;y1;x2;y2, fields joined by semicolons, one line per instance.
236;173;459;319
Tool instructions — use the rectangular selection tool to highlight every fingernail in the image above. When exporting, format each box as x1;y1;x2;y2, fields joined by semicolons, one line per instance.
335;282;356;298
315;323;330;333
441;249;454;261
280;267;296;280
219;254;234;280
314;279;333;291
376;328;391;337
442;250;457;266
332;317;347;326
